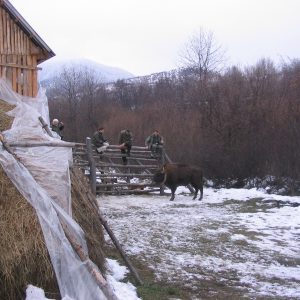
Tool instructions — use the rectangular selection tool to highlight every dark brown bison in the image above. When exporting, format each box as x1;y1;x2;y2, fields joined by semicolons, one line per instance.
153;163;203;201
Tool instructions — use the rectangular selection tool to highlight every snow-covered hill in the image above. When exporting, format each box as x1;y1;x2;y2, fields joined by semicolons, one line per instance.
38;57;134;83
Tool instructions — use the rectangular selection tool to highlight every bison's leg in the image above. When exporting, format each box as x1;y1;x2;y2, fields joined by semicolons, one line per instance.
169;186;177;201
192;187;198;200
198;185;203;200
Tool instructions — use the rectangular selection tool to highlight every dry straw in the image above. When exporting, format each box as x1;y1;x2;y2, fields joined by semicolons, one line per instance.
0;100;105;299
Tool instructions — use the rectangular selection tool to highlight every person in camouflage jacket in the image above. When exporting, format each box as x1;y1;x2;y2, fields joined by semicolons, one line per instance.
118;129;133;165
145;130;164;157
92;127;109;154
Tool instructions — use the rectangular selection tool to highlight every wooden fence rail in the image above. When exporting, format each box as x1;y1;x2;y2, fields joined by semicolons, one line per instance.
72;138;168;195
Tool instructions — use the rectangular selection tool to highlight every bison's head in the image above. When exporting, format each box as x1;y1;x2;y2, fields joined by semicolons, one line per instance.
153;164;169;184
153;172;165;184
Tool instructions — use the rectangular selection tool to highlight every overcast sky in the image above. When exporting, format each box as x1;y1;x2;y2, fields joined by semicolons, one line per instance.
10;0;300;76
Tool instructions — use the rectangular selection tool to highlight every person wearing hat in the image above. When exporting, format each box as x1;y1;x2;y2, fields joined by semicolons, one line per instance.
51;118;64;140
92;127;109;154
118;129;133;165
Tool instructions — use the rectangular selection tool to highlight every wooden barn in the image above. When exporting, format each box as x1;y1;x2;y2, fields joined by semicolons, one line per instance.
0;0;55;97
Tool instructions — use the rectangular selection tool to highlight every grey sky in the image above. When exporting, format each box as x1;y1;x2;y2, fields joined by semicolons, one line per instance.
10;0;300;76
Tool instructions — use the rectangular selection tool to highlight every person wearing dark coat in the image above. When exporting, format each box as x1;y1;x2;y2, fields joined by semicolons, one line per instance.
92;127;109;154
145;130;164;157
51;118;64;140
118;129;133;165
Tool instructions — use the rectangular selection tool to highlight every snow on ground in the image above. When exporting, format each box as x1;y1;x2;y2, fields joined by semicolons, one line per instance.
99;187;300;299
106;258;141;300
25;259;140;300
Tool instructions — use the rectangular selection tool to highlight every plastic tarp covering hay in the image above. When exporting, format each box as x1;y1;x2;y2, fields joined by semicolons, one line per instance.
0;79;110;300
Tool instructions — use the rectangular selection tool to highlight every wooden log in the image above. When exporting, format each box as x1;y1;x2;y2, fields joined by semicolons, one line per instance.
32;55;38;96
95;155;157;163
38;116;54;137
107;145;148;150
75;151;155;160
104;149;152;154
97;173;153;178
98;188;162;195
61;223;119;300
74;145;152;153
86;137;96;195
0;61;42;70
70;168;143;286
96;163;158;169
9;141;77;148
73;162;89;167
96;182;156;188
0;8;3;54
72;151;88;155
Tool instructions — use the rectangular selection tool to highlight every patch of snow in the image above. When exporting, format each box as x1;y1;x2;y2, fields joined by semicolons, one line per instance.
25;285;50;300
106;259;141;300
25;259;141;300
99;187;300;298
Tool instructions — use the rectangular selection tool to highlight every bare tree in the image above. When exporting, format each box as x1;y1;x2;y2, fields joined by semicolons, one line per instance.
179;28;226;80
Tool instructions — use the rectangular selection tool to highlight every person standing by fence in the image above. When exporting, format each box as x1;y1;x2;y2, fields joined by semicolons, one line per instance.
118;129;133;165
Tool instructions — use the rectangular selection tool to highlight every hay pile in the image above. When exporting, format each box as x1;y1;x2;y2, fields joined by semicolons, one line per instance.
0;99;14;131
0;100;105;299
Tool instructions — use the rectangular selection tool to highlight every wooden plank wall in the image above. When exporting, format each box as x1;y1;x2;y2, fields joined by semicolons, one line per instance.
0;6;38;97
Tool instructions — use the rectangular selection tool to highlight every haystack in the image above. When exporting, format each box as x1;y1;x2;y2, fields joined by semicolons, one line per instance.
0;100;105;299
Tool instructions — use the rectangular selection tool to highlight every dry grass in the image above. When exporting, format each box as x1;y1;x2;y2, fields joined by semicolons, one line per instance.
71;167;105;273
0;99;105;299
0;99;14;131
0;167;59;299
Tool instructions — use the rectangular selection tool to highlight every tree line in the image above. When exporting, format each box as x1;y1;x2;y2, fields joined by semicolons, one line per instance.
47;58;300;186
46;29;300;190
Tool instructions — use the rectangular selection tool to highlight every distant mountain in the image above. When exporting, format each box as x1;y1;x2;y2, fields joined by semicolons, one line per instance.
38;57;135;84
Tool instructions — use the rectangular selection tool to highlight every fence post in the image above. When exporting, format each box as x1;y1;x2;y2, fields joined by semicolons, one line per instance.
86;137;96;195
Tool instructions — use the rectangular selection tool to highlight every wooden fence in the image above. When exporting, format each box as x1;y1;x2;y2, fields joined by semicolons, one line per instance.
72;137;171;196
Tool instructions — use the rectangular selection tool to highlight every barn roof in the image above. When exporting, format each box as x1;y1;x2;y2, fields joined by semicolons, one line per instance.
1;0;55;63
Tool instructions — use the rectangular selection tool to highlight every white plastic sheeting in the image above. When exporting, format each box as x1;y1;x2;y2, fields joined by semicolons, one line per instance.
0;79;111;299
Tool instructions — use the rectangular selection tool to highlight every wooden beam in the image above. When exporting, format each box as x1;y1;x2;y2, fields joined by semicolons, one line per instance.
97;173;153;178
71;168;143;285
98;188;162;195
38;116;53;137
0;62;42;70
61;223;119;300
97;182;156;188
96;163;158;169
86;137;96;195
9;141;77;148
107;145;148;150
